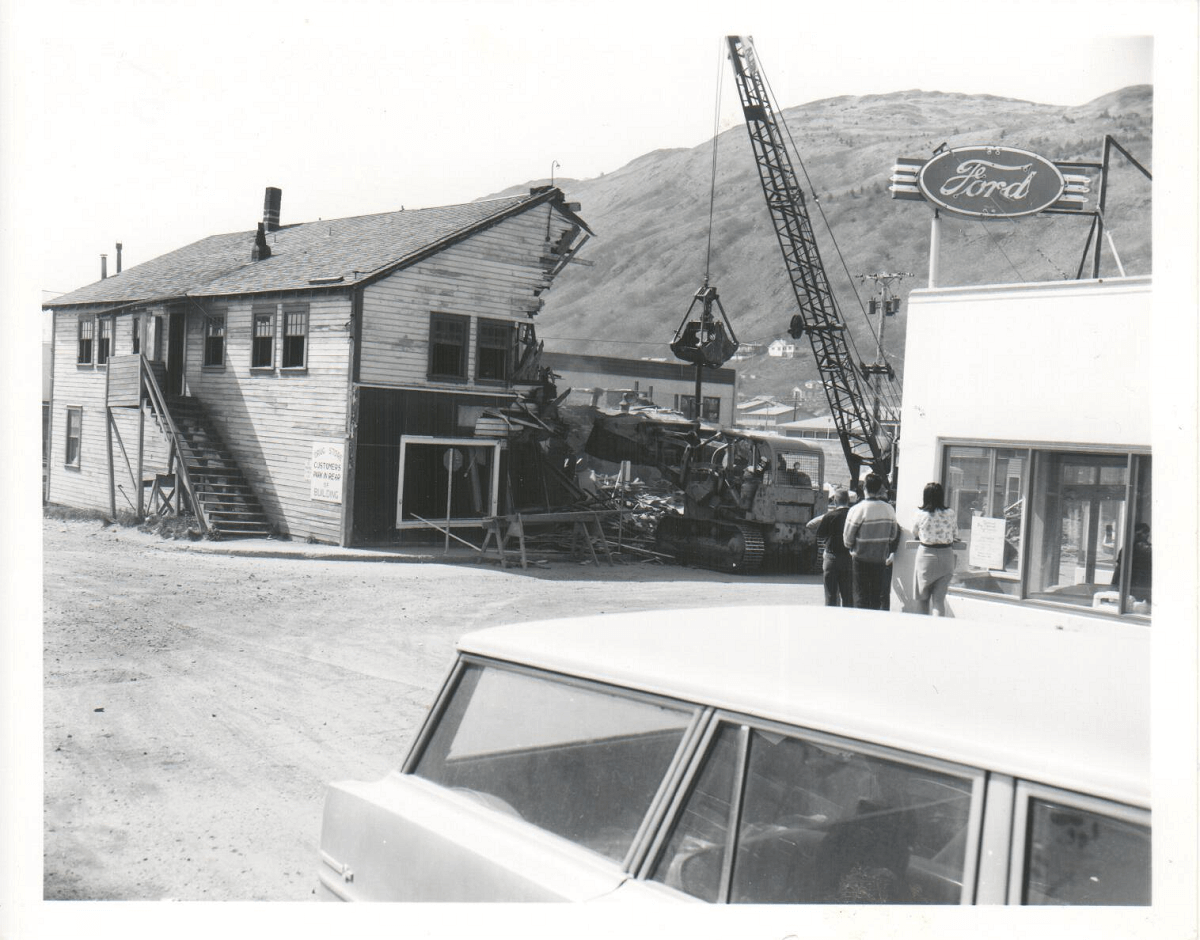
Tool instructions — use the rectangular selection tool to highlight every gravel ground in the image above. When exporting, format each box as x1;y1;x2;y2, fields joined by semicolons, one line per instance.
42;517;823;901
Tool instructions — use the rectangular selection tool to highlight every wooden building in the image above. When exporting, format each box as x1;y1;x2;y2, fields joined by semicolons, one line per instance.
44;186;591;546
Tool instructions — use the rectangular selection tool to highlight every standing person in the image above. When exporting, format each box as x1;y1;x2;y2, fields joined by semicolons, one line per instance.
843;472;901;610
806;488;853;606
1112;522;1152;603
911;482;959;616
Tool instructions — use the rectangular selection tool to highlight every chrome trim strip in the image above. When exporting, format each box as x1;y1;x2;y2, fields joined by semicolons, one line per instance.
635;711;721;882
717;724;751;904
625;706;714;875
401;657;466;774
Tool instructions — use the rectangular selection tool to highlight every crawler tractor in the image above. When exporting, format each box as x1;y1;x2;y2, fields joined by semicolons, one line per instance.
586;413;826;573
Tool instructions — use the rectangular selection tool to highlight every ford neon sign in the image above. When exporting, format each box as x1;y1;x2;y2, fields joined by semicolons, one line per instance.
917;146;1066;218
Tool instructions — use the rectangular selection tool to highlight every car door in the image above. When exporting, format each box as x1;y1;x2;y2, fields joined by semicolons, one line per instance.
635;715;986;904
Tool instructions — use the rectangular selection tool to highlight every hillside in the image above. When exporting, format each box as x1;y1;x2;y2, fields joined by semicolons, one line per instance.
496;86;1152;403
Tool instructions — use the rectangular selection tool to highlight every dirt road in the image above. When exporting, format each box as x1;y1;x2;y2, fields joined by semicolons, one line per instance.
42;518;823;900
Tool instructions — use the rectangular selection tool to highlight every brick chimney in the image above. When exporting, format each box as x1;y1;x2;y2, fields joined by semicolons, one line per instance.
100;254;108;279
116;243;123;273
263;187;282;232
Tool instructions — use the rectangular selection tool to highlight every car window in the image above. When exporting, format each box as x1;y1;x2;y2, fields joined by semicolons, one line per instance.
652;724;975;903
1022;797;1151;905
412;662;695;863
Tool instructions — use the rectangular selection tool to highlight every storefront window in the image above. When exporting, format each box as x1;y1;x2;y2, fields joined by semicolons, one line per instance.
943;446;1026;597
1027;453;1127;607
941;444;1150;618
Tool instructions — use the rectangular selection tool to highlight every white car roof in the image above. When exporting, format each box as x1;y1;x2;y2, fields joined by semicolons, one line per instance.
458;607;1149;808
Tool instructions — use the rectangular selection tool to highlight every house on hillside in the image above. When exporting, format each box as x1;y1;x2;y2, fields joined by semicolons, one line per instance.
44;186;591;546
767;339;797;358
736;401;794;429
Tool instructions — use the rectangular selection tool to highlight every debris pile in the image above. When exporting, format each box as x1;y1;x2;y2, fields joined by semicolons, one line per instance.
470;378;692;565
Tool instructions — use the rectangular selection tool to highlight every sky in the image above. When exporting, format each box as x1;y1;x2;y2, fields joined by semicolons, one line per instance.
13;0;1167;300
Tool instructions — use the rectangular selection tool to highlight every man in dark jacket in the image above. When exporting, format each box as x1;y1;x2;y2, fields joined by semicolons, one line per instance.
806;488;853;606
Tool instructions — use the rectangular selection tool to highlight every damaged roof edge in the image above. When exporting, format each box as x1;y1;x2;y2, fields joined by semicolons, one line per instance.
352;187;592;291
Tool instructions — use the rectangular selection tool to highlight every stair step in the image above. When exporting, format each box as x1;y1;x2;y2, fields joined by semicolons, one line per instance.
212;527;273;537
164;397;272;537
187;468;247;478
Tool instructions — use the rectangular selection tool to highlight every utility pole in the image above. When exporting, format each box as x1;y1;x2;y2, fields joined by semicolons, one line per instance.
857;272;909;494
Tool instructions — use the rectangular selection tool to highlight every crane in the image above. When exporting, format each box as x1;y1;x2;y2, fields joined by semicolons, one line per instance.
726;35;898;492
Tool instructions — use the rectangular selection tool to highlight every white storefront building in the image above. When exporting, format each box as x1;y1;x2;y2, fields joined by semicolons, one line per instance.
892;275;1152;627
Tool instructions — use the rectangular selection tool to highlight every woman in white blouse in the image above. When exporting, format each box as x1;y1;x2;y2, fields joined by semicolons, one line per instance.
911;482;958;616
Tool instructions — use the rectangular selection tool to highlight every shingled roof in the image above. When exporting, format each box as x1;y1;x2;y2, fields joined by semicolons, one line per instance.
46;189;587;308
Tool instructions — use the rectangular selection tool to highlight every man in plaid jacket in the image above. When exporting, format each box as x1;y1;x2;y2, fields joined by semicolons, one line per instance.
842;472;901;610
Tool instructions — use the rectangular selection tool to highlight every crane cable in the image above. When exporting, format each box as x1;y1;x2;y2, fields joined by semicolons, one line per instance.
704;38;725;280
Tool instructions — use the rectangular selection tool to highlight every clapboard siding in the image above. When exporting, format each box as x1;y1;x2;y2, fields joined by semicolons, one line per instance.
47;307;174;512
185;294;352;542
359;209;578;388
47;306;109;510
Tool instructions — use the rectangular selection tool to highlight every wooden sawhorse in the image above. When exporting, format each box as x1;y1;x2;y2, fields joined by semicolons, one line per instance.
481;511;618;569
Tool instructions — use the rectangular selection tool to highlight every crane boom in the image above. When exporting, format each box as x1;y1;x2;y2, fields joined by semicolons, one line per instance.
726;35;895;487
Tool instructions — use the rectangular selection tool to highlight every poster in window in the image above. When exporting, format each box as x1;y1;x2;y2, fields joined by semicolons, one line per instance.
968;515;1006;569
310;440;345;503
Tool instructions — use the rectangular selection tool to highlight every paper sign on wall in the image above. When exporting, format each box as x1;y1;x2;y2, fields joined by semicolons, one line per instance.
968;515;1006;570
311;440;345;503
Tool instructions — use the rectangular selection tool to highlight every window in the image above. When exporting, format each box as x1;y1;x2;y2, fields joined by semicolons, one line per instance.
942;444;1151;617
1021;795;1150;905
651;723;976;903
475;319;515;383
131;314;141;355
96;317;112;365
282;303;308;368
413;662;694;862
675;395;721;421
65;407;82;467
204;312;226;367
77;318;94;364
428;313;469;381
252;305;275;369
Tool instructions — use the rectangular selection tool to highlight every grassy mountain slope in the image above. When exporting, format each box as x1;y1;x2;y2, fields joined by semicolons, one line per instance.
498;86;1152;403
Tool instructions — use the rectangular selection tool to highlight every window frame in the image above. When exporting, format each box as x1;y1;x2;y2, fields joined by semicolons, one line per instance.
939;439;1151;619
675;394;722;422
77;317;95;365
281;302;309;370
95;316;113;367
427;312;470;383
475;318;516;385
1006;779;1150;906
251;304;276;370
131;313;141;355
64;406;82;468
640;709;987;905
403;654;707;874
203;310;227;369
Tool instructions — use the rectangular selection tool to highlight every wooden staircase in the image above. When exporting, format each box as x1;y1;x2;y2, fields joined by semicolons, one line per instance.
165;397;273;539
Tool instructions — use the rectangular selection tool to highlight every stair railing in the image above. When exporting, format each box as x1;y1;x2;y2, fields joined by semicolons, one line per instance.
140;355;209;535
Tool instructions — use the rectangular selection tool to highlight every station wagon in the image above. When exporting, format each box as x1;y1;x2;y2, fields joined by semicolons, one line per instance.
318;607;1149;904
